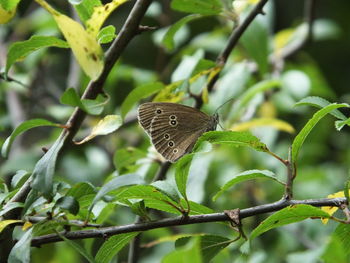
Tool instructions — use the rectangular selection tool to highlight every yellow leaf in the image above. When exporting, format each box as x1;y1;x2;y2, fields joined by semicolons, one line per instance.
153;81;185;103
86;0;128;38
35;0;104;80
258;101;276;118
75;115;122;145
274;28;295;56
201;86;209;104
22;221;33;230
0;6;16;24
0;220;22;233
321;191;347;224
231;118;295;133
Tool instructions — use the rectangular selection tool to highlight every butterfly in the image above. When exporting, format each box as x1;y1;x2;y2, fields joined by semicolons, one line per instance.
138;102;218;162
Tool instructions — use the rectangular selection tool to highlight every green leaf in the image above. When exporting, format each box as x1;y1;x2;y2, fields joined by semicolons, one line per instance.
67;182;96;199
2;118;60;158
200;235;232;262
11;170;30;188
115;185;181;212
291;103;349;162
232;79;281;120
295;96;350;131
113;147;146;172
75;115;122;144
57;232;96;263
81;94;108;115
322;223;350;262
250;205;331;240
151;180;181;204
60;88;107;115
89;174;144;211
162;14;202;51
95;232;139;263
120;82;164;119
0;0;21;11
73;0;102;22
0;202;24;216
195;131;269;153
171;0;223;15
97;25;116;44
241;20;269;76
31;135;66;197
143;199;183;214
60;88;86;109
163;236;202;263
6;35;69;74
335;119;350;131
213;170;284;201
175;154;193;200
55;196;80;215
8;228;33;263
0;220;22;233
295;96;347;120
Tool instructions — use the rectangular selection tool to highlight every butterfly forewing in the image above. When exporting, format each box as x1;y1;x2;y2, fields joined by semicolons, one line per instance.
138;102;218;162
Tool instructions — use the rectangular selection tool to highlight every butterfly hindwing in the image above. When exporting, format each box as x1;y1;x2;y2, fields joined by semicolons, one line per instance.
149;111;211;162
138;102;218;162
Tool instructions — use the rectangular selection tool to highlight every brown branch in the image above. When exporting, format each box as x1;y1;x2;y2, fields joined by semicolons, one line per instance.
31;197;346;247
196;0;269;108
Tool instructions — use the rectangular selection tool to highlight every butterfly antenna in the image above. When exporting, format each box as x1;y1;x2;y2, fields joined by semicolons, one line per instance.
214;97;235;115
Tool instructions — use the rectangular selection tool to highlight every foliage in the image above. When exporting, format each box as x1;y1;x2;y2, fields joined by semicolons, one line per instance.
1;0;350;262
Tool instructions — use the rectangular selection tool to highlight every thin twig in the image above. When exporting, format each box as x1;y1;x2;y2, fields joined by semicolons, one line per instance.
284;147;296;200
31;197;346;246
27;216;101;228
196;0;269;109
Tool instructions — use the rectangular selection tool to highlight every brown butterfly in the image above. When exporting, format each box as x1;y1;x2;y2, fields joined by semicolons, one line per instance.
138;102;218;162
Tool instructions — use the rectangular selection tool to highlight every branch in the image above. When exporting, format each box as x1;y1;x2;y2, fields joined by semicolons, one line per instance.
284;147;296;200
217;0;269;65
195;0;269;109
27;216;101;228
31;197;346;247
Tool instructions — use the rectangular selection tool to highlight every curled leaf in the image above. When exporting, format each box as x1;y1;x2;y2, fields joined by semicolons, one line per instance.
75;115;122;145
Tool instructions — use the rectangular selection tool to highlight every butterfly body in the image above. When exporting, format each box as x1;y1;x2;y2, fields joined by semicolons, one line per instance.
138;102;218;162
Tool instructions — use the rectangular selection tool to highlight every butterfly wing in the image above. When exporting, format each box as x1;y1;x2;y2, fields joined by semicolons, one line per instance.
149;108;214;162
138;103;209;134
138;102;217;162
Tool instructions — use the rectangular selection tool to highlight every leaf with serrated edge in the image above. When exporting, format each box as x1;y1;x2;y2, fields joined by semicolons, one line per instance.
250;205;331;240
213;170;284;201
95;232;139;263
195;131;269;153
89;174;144;211
295;96;347;120
292;103;349;162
